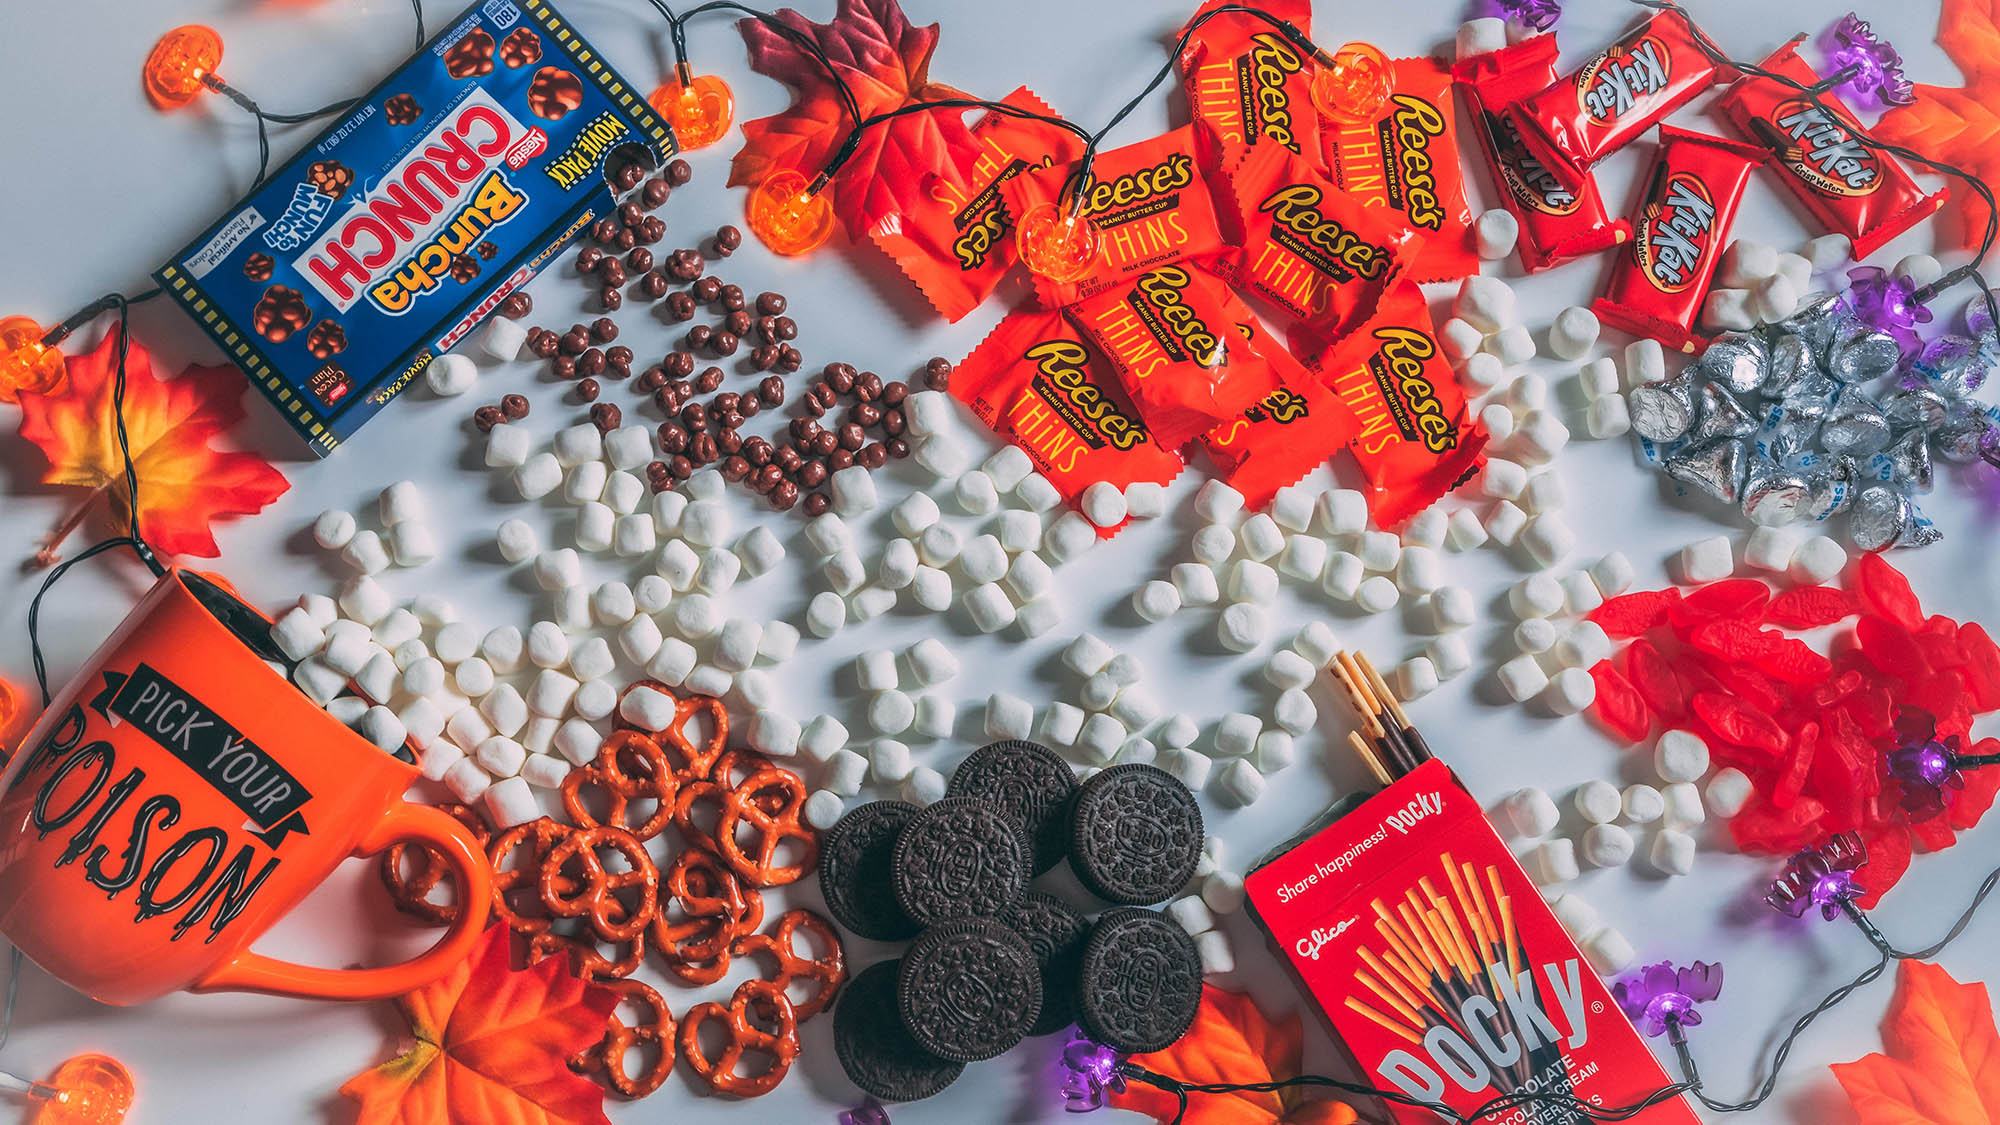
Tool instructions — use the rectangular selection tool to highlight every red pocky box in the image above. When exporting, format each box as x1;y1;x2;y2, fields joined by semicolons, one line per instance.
1453;36;1631;273
1246;759;1700;1125
869;87;1087;322
1176;0;1320;173
1002;126;1227;309
1594;126;1765;354
1216;142;1417;340
1319;57;1476;283
952;307;1184;511
1291;282;1485;528
1510;8;1722;189
1068;262;1276;450
1716;38;1947;261
1199;334;1357;510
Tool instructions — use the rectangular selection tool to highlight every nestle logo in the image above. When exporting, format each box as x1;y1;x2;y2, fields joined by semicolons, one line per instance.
508;129;548;169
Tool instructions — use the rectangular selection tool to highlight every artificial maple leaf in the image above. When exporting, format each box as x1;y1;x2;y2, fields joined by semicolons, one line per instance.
340;923;618;1125
731;0;984;242
14;325;288;562
1830;960;2000;1123
1109;986;1360;1125
1875;0;2000;250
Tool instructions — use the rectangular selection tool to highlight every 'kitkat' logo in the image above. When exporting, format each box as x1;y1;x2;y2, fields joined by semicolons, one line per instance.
299;88;525;314
1487;112;1580;217
1633;171;1715;293
1575;35;1670;123
1770;100;1880;196
1246;33;1304;152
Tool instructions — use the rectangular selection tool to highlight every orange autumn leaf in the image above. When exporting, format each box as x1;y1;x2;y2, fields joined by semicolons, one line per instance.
0;675;26;755
15;325;288;560
731;0;983;242
1830;960;2000;1123
339;924;618;1125
1109;985;1360;1125
1875;0;2000;250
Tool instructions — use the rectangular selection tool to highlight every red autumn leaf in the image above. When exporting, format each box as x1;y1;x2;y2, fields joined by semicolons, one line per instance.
15;325;288;561
339;923;618;1125
0;675;26;754
731;0;985;242
1108;985;1360;1125
1830;960;2000;1123
1875;0;2000;249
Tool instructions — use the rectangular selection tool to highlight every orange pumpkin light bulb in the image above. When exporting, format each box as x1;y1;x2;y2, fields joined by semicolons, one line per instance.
0;316;67;403
1311;41;1392;124
32;1055;134;1125
1015;202;1101;284
143;25;224;111
747;170;834;256
649;72;734;150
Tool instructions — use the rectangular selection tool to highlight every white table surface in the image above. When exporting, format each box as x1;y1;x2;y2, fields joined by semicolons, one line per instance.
2;1;1995;1122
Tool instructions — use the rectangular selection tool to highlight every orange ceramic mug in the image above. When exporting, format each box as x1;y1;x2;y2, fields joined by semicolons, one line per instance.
0;569;490;1005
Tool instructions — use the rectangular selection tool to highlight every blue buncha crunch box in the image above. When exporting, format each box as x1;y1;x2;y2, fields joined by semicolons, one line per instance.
155;0;677;456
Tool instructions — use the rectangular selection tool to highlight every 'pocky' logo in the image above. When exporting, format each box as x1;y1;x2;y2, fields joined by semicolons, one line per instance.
1486;112;1580;217
1080;152;1196;219
1575;36;1670;124
1769;100;1880;197
1244;33;1305;152
1024;340;1147;451
1132;266;1224;366
1374;958;1590;1102
1366;326;1456;453
1384;95;1448;230
1633;171;1715;293
1256;184;1393;281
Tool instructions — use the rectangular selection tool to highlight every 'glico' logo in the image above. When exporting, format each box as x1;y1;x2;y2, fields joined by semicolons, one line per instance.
1256;184;1392;279
1134;266;1223;366
1247;33;1304;152
1387;95;1447;230
952;205;1008;269
1488;112;1579;216
1370;326;1457;454
1025;340;1145;450
1771;101;1880;197
1081;152;1196;218
1575;36;1670;123
1633;171;1714;293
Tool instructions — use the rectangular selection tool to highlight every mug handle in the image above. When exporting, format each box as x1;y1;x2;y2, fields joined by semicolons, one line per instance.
193;801;493;1000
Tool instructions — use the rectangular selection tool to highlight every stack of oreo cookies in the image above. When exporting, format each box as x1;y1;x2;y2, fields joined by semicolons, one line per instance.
822;741;1208;1103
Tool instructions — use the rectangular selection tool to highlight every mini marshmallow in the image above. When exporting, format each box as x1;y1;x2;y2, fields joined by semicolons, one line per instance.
1544;667;1595;715
1108;685;1161;731
550;719;601;767
1679;536;1735;584
1064;633;1115;677
1662;782;1705;828
1268;485;1316;533
341;530;391;575
1479;458;1528;501
1202;870;1247;915
959;534;1009;584
299;593;340;628
1622;783;1666;824
313;509;357;551
573;502;615;554
555;588;588;633
702;619;755;674
1253;730;1296;773
1553;621;1612;669
1497;654;1549;702
1505;373;1549;413
526;621;568;669
377;481;424;528
913;695;956;740
1456;16;1509;58
671;593;722;640
548;424;600;469
1488;323;1536;366
682;501;732;549
1217;759;1266;807
1237;514;1284;561
441;757;493;803
1160;747;1212;790
1429;634;1472;680
475;735;527;777
1523;473;1565;517
612;513;655;558
534;549;582;592
653;543;698;594
373;609;422;650
986;693;1035;740
1461;351;1505;390
1479;402;1516;444
495;518;539;564
823;549;866;596
867;690;914;735
484;422;532;470
520;753;572;792
1217;602;1267;651
1288;622;1338;668
1743;525;1801;573
1575;779;1622;824
1721;239;1779;288
398;696;448;745
1894;251;1943;288
1079;674;1121;712
1214;712;1261;757
876;538;919;591
1041;701;1085;747
996;510;1042;555
1530;838;1580;885
1474;207;1519;259
1444;509;1488;552
616;615;663;666
892;492;941;537
1354;575;1399;615
586;581;633;627
1191;524;1237;568
1705;767;1754;818
1753;274;1800;323
904;388;953;436
1167;895;1216;937
680;469;724;503
1504;787;1561;837
603;426;652;472
1430;586;1476;632
1394;656;1440;701
917;524;962;568
1624;338;1666;388
1454;274;1515;334
1226;560;1279;605
832;466;880;517
1651;829;1697;876
954;469;999;516
1789;535;1847;585
1318;489;1368;536
1273;689;1315;735
982;444;1033;492
1584;927;1639;974
1589;552;1636;598
338;576;392;626
454;657;496;698
564;461;608;507
514;452;564;501
1560;571;1603;615
823;749;869;797
869;738;913;784
1194;480;1246;524
910;566;953;612
1581;823;1636;868
694;548;741;595
1402;509;1449;551
1655;730;1711;783
803;789;845;830
1514;617;1558;655
1510;574;1564;618
526;669;579;718
1440;316;1485;366
1081;480;1128;528
905;638;959;687
965;582;1016;633
480;683;529;737
852;649;898;694
1074;714;1127;764
799;513;852;560
271;608;327;661
356;652;399;704
645;638;695;690
1780;251;1816;290
1004;552;1054;602
1513;411;1569;465
1550;895;1602;940
1321;552;1364;600
903;766;948;806
1015;472;1063;512
1396;546;1443;595
1358;530;1401;572
1804;233;1852;270
1702;288;1756;332
786;715;845;766
1134;580;1182;622
426;349;480;396
1266;650;1316;691
734;669;779;710
1575;359;1621;405
1548;306;1600;360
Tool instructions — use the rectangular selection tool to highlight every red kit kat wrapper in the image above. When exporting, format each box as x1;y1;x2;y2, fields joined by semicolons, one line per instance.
1594;126;1764;354
1511;8;1722;189
1245;759;1701;1125
1716;38;1947;260
1453;37;1631;273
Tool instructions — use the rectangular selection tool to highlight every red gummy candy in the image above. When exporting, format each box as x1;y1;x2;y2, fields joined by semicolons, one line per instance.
1911;814;1957;852
1957;622;2000;711
1754;637;1834;685
1808;668;1863;709
1853;824;1911;909
1680;577;1772;621
1854;552;1922;630
1730;794;1829;854
1692;691;1787;759
1588;659;1652;743
1855;614;1931;679
1700;657;1786;715
1689;619;1783;662
1951;741;2000;830
1770;721;1818;810
1625;639;1686;721
1590;588;1682;637
1812;709;1875;831
1764;584;1857;629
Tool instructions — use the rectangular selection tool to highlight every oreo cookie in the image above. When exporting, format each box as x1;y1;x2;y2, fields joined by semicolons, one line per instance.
999;891;1091;1036
835;959;965;1102
946;739;1077;873
819;800;923;942
1069;764;1203;905
1076;908;1203;1053
898;917;1043;1062
891;796;1029;926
